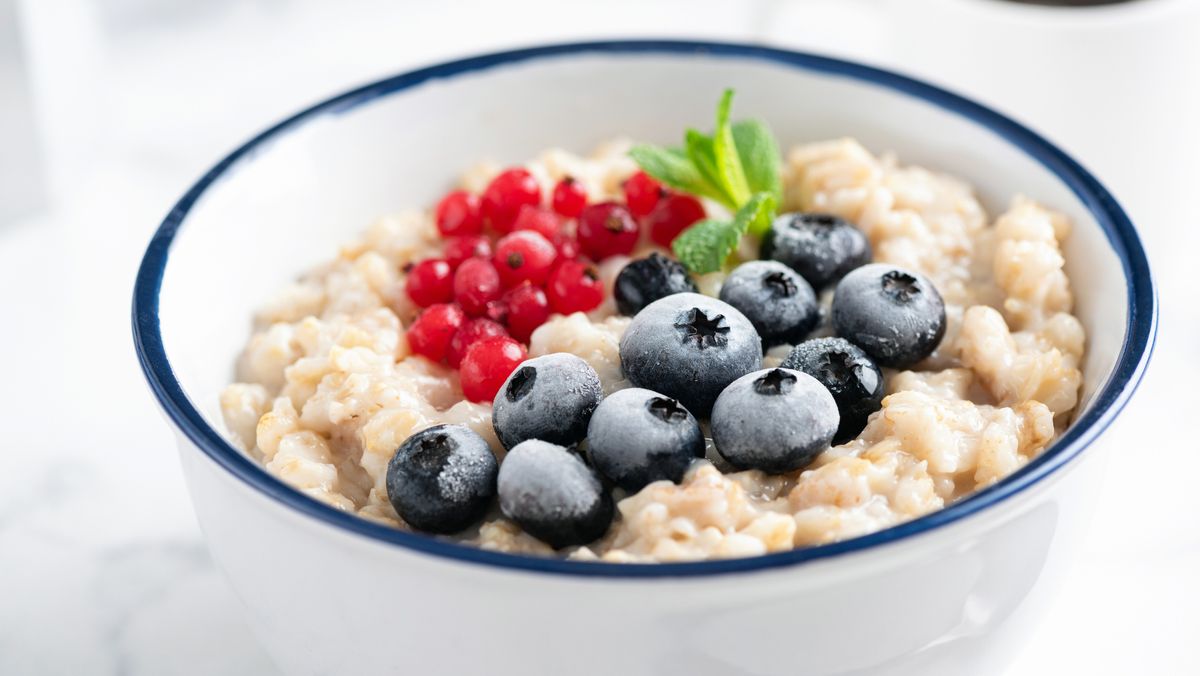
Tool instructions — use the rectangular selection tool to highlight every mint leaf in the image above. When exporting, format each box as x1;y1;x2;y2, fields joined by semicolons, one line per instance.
684;129;732;207
628;145;725;202
732;119;782;204
712;89;752;207
672;192;776;273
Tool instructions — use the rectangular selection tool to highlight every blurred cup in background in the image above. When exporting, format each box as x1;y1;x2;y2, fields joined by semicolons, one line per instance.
0;0;47;226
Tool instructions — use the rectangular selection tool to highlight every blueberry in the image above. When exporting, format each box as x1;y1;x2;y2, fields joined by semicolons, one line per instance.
587;388;704;491
613;253;699;316
762;213;871;290
710;368;839;473
385;424;498;534
492;353;602;450
718;261;819;347
781;337;883;443
831;264;946;368
619;292;762;416
497;440;613;548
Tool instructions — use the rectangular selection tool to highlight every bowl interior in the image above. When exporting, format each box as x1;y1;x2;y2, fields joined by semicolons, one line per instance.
153;45;1129;551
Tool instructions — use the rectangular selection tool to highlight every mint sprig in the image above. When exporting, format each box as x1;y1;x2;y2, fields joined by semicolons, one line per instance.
629;89;783;273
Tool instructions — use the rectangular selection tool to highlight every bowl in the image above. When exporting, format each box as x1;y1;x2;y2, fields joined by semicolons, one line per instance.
132;40;1155;676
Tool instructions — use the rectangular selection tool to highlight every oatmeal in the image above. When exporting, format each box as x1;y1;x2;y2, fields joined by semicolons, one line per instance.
221;115;1083;562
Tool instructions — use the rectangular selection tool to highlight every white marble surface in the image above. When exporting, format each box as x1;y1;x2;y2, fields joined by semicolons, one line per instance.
1;1;1197;674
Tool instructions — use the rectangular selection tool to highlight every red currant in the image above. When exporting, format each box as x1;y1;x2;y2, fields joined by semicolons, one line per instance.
460;337;527;403
406;303;465;363
435;190;483;237
511;205;562;240
547;260;605;314
493;230;557;288
623;171;665;218
405;258;454;307
503;282;551;342
443;235;492;270
553;233;581;261
647;194;706;248
551;176;588;218
447;317;508;368
481;168;541;234
576;202;639;261
453;257;501;316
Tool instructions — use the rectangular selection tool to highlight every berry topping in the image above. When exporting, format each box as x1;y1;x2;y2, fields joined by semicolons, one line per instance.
623;170;665;218
646;194;706;248
459;336;527;403
502;282;551;343
718;260;819;347
762;213;871;290
576;202;639;261
493;230;557;288
492;353;602;449
711;368;839;473
619;293;762;416
406;303;466;363
447;317;508;369
481;168;541;234
435;190;483;237
831;263;946;368
587;388;704;492
497;439;613;549
453;257;501;317
612;253;698;316
511;205;563;240
547;260;605;315
551;176;588;218
405;258;455;307
443;235;492;270
781;337;883;443
385;424;497;534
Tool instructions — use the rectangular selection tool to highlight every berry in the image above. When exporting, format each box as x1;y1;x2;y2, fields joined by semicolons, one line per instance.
646;194;706;247
405;258;455;307
718;260;819;347
547;260;605;315
443;235;492;270
587;388;704;492
762;213;871;290
497;439;613;549
448;317;508;369
613;253;698;316
623;171;664;218
493;230;557;288
492;353;602;450
459;336;526;403
831;264;946;368
619;292;762;416
453;257;501;317
481;168;541;233
511;205;562;240
435;190;483;237
406;303;466;363
502;283;551;343
385;424;497;534
553;233;581;261
711;368;839;473
576;202;639;261
781;337;883;443
551;176;588;218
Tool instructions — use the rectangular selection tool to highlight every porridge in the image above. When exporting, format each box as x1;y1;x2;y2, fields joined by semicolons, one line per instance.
220;92;1083;562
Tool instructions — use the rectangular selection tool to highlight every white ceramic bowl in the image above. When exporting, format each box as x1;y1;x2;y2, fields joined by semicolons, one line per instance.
133;41;1155;676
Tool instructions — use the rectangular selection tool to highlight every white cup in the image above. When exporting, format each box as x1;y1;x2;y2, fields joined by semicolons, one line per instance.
0;0;46;225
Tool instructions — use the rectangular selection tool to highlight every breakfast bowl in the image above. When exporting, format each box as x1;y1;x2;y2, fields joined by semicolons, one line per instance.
132;41;1155;676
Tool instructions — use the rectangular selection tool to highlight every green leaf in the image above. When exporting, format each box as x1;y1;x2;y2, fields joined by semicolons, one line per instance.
732;119;782;204
684;129;733;208
712;89;752;207
671;218;741;274
628;145;725;202
672;192;776;274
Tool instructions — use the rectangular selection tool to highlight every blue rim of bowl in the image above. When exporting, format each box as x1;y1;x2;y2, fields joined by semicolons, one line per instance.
132;40;1156;578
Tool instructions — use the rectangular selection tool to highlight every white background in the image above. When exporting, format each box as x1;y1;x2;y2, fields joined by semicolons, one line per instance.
1;0;1197;673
